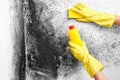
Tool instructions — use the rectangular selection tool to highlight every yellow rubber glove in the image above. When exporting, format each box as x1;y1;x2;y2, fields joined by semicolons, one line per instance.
68;2;116;28
69;41;104;78
69;8;91;22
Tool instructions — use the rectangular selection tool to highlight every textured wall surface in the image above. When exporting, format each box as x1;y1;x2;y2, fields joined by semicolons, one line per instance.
22;0;120;80
10;0;26;80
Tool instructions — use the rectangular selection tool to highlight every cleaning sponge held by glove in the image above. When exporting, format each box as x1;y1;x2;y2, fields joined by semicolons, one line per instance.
68;2;116;28
69;41;104;78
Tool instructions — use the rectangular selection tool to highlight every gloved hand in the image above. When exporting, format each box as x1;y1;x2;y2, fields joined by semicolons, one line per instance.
69;40;104;78
68;2;116;28
68;8;91;22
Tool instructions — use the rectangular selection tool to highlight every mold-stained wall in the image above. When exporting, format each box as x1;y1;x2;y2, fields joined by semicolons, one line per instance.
11;0;120;80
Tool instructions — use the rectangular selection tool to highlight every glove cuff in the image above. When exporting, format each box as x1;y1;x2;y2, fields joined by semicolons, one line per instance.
90;13;116;28
83;55;104;78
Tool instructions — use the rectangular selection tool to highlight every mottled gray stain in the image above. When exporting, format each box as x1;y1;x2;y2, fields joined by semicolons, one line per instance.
111;41;120;48
23;0;78;79
11;0;26;80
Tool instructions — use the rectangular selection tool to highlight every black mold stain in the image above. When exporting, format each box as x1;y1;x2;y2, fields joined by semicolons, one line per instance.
19;31;26;80
25;0;61;78
23;0;78;79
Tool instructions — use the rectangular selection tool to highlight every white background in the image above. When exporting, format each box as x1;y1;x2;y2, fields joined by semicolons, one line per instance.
0;0;11;80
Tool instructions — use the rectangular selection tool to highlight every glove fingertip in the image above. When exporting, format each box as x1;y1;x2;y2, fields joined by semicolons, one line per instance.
68;41;73;46
76;2;87;8
68;41;71;45
82;40;87;46
68;41;77;48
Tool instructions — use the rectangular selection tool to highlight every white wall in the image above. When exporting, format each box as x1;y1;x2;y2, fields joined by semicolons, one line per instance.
0;0;12;80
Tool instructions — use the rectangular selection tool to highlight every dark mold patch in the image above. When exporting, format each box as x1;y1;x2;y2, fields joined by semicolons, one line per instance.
23;0;78;79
